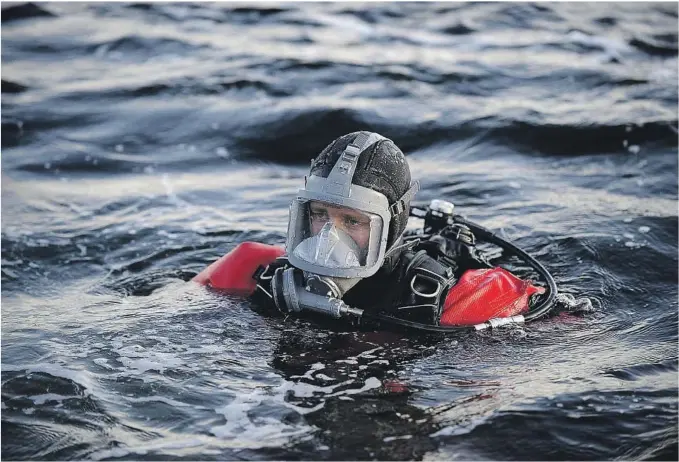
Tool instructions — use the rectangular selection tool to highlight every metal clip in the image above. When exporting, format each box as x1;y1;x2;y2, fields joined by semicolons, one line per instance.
410;273;442;298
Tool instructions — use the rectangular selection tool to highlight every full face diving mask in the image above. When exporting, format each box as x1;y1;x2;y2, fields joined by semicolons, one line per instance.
286;132;420;281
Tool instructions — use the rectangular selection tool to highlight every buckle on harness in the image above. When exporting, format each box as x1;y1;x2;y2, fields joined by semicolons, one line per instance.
452;224;475;245
389;200;406;216
389;180;420;217
410;273;443;299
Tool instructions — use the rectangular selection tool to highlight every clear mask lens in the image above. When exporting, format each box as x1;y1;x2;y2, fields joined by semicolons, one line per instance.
287;200;384;275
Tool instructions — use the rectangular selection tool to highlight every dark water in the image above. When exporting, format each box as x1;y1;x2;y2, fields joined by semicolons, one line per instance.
2;2;678;460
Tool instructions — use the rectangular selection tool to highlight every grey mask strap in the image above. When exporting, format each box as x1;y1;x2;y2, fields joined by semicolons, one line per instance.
389;180;420;216
324;132;386;197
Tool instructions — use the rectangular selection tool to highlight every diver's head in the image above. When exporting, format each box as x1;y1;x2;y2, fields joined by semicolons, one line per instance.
285;131;419;296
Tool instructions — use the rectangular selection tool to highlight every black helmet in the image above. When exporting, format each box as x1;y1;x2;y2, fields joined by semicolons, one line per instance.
309;131;415;249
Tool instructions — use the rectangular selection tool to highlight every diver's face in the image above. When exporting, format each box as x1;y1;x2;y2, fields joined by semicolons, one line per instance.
309;201;372;250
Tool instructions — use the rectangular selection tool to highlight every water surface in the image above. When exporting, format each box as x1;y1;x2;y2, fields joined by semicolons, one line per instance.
2;2;678;460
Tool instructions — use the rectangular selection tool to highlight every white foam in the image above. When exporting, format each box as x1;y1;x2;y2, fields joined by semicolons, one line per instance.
285;379;353;398
326;377;382;397
290;362;326;379
211;386;316;448
114;342;184;374
90;447;134;460
355;347;383;358
209;372;384;448
32;393;72;405
384;435;413;442
89;437;207;461
125;395;207;409
430;415;490;438
117;353;183;374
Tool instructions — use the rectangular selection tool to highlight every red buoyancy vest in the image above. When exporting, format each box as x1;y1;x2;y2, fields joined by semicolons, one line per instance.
192;242;284;296
440;267;544;326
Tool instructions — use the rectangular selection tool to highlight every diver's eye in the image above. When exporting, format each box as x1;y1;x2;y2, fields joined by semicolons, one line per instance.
310;210;329;222
343;216;366;229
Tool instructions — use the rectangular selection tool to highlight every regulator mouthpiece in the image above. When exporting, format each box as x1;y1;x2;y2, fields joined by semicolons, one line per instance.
271;267;364;319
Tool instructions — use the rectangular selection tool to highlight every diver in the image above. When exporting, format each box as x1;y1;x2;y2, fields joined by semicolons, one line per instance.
193;131;557;331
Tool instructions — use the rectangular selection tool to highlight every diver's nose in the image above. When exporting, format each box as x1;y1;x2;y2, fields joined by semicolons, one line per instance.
329;216;350;233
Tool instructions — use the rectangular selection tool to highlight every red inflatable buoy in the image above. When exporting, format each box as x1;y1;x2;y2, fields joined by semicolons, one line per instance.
440;267;544;326
192;242;284;296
